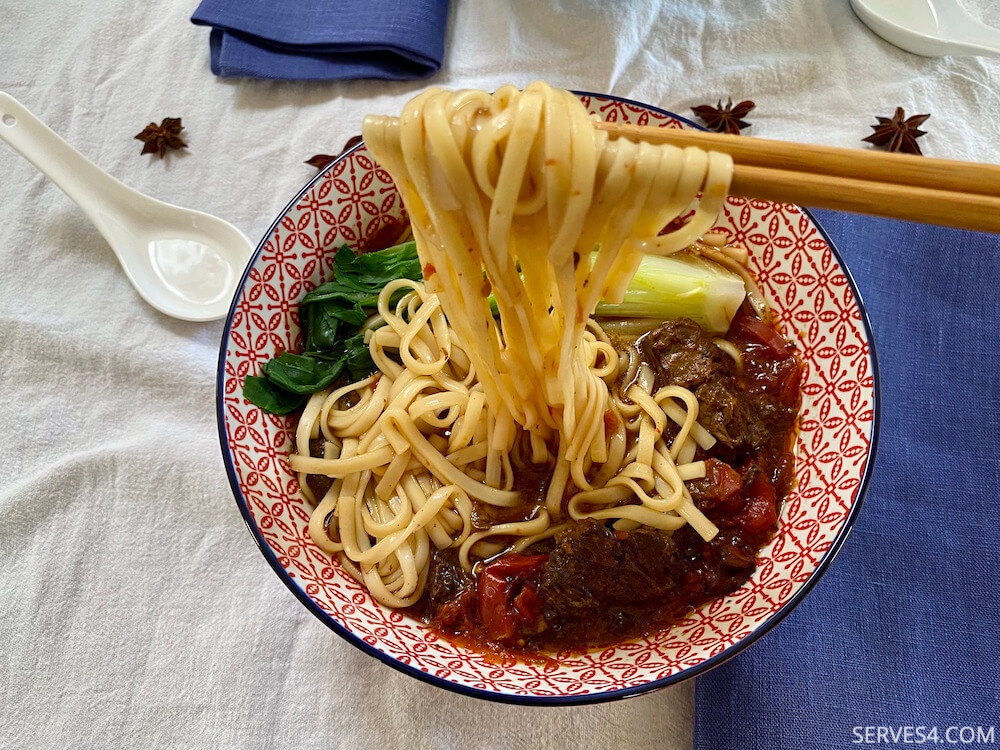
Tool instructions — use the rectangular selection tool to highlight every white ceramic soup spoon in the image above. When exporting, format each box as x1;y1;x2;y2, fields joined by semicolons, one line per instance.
850;0;1000;57
0;92;253;322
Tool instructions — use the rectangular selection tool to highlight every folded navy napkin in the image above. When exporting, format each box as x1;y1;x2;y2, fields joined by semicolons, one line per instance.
190;0;450;80
694;210;1000;749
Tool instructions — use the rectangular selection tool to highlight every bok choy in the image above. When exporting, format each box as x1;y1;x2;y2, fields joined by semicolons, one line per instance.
594;251;745;335
242;242;422;415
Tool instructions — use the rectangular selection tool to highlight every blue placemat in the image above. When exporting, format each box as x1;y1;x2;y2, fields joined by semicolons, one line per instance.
694;209;1000;749
191;0;450;80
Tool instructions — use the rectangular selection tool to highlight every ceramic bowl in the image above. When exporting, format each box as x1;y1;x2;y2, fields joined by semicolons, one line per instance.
217;92;879;705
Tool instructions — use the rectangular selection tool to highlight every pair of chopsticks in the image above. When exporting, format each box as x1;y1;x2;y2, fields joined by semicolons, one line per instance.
596;121;1000;234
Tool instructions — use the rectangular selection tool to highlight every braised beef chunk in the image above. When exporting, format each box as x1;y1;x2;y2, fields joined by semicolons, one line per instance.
694;377;772;450
539;520;682;636
672;526;757;600
639;318;788;452
305;439;334;499
305;474;333;500
640;317;730;389
686;458;743;513
419;549;478;630
424;549;475;611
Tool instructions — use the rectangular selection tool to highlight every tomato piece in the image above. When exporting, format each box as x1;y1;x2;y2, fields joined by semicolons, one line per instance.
731;304;792;359
477;553;548;642
704;459;743;509
512;583;542;622
740;474;778;534
430;587;476;630
775;357;804;408
478;568;517;640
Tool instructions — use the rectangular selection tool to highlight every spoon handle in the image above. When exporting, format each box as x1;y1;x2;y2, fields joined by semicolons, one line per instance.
0;92;139;240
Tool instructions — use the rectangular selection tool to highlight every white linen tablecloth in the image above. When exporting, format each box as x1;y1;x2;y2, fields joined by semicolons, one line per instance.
2;1;998;748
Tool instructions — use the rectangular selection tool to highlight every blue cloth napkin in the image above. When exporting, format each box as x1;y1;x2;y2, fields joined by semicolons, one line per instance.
190;0;450;80
694;210;1000;749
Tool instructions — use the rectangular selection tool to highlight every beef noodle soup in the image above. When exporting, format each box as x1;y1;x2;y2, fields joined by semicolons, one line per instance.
248;82;803;654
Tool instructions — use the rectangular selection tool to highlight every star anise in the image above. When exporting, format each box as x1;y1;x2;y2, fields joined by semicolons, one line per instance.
691;99;755;135
305;154;337;170
134;117;187;158
862;107;930;155
305;135;364;170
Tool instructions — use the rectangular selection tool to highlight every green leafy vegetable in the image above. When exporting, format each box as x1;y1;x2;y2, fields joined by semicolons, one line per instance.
261;352;346;394
242;374;308;415
243;242;422;414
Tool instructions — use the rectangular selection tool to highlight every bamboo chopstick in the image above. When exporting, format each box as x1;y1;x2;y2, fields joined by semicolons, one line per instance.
595;121;1000;234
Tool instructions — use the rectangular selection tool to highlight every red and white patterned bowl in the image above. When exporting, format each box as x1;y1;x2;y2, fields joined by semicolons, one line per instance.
217;92;879;704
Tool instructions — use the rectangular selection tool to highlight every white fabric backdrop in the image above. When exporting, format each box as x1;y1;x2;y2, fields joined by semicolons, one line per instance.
1;1;998;748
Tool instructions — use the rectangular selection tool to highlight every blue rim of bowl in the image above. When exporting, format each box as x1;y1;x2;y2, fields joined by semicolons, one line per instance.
216;90;881;707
